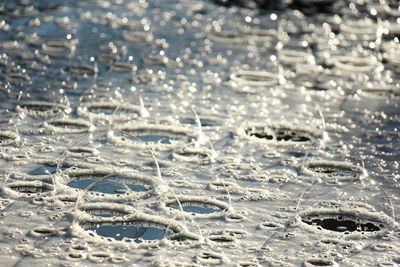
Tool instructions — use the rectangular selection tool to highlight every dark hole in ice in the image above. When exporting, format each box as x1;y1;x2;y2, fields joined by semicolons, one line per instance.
68;147;94;155
199;251;221;260
306;259;335;266
302;217;381;232
0;133;15;143
20;103;54;112
275;129;311;142
245;127;312;142
247;131;274;140
67;177;148;194
175;151;209;160
208;235;234;243
68;253;83;259
32;228;53;235
86;225;166;242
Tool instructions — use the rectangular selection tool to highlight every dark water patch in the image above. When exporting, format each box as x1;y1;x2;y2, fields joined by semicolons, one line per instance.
67;178;148;194
169;201;223;215
182;204;221;215
304;258;336;266
29;164;58;175
166;196;229;217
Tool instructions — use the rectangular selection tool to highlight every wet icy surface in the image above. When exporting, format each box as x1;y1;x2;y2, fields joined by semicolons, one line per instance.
0;0;400;265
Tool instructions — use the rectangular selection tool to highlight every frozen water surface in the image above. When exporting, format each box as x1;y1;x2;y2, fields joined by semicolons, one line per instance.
0;0;400;265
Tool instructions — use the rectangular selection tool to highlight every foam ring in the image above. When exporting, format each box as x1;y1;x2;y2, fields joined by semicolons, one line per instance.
65;252;87;261
241;28;277;43
66;146;98;157
2;181;54;198
74;210;199;246
197;250;223;265
123;31;153;43
42;40;76;58
163;195;230;219
109;62;137;72
69;64;98;76
279;49;311;64
208;181;239;194
88;252;111;263
109;124;197;150
77;101;141;121
225;212;245;222
16;101;71;117
0;131;19;146
30;226;57;238
358;87;400;99
172;146;214;164
65;167;160;201
230;70;278;87
332;56;378;73
207;31;247;44
44;118;93;134
79;202;131;218
340;20;377;40
207;229;249;239
303;160;367;183
258;221;283;230
6;73;30;84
